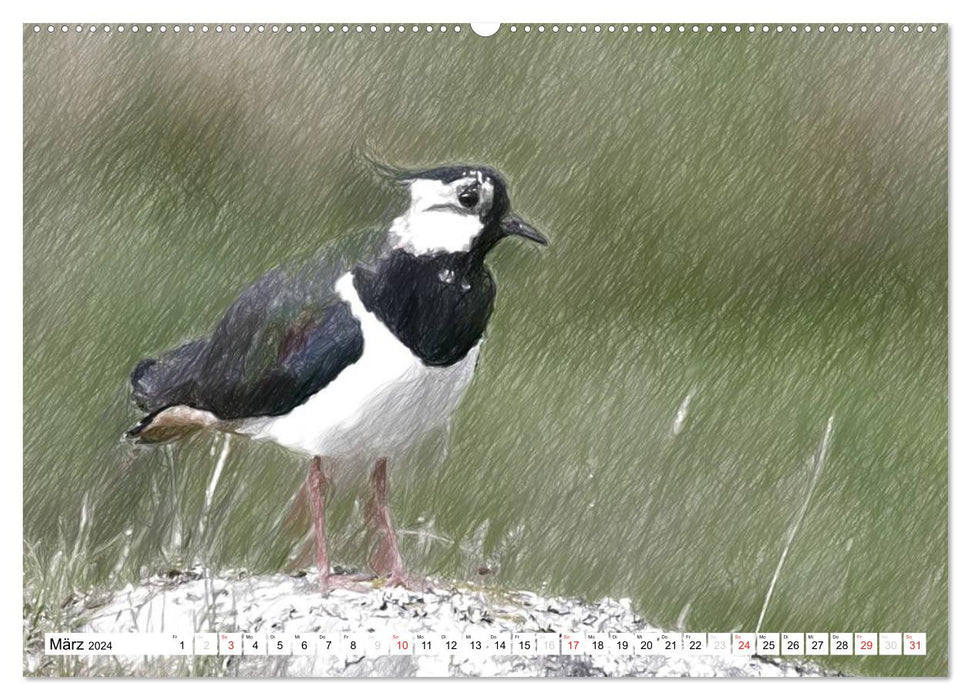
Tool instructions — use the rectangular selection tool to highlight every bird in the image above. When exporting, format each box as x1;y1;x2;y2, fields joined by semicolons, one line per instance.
126;163;547;593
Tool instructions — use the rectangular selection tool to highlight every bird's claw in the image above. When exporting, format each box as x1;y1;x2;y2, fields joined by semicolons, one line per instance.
315;571;374;595
379;569;431;591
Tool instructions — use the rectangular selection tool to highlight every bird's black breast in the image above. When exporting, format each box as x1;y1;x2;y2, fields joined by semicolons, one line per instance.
353;250;496;367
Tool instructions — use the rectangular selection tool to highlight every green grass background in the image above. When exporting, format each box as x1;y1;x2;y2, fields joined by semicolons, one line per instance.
23;24;947;676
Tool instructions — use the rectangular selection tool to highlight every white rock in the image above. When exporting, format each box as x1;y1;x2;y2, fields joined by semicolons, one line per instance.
31;570;829;677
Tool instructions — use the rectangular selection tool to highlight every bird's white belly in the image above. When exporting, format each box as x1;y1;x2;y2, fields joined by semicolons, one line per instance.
237;272;480;458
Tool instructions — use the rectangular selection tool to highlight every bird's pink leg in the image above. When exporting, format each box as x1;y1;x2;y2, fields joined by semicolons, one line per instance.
307;456;331;593
306;458;371;594
365;457;412;587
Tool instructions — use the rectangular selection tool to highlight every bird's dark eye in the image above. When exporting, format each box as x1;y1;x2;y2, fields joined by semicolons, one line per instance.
458;185;480;209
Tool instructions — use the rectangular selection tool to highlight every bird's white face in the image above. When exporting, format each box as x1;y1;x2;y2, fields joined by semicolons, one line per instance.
388;174;496;255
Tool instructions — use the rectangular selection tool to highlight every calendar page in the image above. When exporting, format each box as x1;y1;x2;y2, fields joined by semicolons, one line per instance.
22;13;947;681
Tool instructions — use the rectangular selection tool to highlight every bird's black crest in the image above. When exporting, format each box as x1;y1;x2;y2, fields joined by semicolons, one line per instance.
365;155;512;224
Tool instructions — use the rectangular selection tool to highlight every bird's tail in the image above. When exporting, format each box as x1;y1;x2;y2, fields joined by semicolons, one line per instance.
128;338;212;444
126;405;222;445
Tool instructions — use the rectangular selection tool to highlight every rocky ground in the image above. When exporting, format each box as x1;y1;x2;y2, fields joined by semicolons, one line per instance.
27;568;829;677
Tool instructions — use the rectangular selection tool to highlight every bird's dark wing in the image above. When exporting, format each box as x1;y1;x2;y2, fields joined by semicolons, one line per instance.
130;228;387;421
193;278;364;420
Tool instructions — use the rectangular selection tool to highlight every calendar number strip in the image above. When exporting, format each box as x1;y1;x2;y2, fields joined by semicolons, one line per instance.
44;632;927;657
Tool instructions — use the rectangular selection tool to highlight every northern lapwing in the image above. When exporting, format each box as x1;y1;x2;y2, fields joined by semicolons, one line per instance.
127;164;546;592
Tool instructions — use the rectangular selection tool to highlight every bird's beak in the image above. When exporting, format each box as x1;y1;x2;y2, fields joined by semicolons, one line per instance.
501;216;548;246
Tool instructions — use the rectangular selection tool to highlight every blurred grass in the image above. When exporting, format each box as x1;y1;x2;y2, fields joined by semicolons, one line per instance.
23;25;947;676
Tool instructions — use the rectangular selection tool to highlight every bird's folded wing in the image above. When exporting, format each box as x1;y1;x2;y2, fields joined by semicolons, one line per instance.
131;229;386;422
194;262;365;420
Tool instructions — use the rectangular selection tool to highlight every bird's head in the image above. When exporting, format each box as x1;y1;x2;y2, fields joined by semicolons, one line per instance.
382;164;547;257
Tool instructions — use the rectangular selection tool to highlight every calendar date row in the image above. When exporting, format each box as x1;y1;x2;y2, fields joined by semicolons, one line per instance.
45;632;926;657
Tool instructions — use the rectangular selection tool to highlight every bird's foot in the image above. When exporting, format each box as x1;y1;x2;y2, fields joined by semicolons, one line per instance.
377;568;431;592
315;570;374;595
